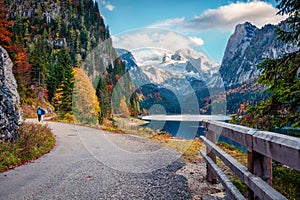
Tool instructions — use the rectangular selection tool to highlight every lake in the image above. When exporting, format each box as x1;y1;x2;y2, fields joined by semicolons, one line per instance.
141;115;246;151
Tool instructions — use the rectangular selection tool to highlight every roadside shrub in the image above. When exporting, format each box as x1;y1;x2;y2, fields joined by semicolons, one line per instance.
0;123;55;172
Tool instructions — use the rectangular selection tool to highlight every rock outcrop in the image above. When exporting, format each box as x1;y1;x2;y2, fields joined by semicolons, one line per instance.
220;21;298;88
0;46;21;140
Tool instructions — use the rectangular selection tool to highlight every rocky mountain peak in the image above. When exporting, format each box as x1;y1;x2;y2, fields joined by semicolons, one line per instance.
162;53;172;63
222;22;258;64
173;48;202;60
220;20;298;88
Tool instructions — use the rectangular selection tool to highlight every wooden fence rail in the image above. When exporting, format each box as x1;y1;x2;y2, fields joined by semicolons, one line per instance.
200;120;300;200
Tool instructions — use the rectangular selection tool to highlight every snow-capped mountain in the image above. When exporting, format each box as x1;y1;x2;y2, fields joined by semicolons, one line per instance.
117;47;220;90
131;48;220;92
116;47;221;114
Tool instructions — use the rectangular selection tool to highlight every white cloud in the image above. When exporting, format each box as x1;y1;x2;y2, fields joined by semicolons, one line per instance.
149;17;185;28
150;1;287;32
105;3;115;11
111;28;205;60
102;1;115;11
184;1;287;31
189;36;204;46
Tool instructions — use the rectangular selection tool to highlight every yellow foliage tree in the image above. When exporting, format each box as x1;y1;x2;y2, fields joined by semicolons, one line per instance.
52;85;63;112
119;97;129;118
73;68;101;125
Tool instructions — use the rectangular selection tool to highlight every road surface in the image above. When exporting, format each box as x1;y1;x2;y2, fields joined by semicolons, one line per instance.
0;121;190;199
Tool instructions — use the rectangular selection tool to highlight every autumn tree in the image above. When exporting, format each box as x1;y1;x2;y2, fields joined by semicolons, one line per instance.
73;68;100;125
239;0;300;129
119;98;129;118
12;44;32;100
0;0;13;53
0;0;33;101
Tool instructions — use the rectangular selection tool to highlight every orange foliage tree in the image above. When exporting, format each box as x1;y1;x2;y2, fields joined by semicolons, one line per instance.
0;0;13;53
0;0;32;100
12;44;32;98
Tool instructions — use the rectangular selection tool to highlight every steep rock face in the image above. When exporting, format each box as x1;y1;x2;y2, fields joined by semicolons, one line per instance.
220;21;298;88
222;22;258;64
0;46;21;140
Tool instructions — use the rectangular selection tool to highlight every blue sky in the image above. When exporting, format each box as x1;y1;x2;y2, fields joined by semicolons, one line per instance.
97;0;287;63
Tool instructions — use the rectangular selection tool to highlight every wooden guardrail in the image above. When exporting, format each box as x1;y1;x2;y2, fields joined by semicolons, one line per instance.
200;120;300;200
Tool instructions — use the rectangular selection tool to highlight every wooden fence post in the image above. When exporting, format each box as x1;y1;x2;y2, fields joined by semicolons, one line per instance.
206;124;217;184
247;150;272;200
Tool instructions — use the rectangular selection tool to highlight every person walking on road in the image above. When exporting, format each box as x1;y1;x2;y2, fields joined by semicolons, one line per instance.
37;106;44;122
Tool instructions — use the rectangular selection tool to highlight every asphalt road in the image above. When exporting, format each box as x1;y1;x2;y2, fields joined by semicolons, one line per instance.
0;121;190;199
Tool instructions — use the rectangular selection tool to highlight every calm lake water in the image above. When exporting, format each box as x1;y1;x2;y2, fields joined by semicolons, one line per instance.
142;118;246;152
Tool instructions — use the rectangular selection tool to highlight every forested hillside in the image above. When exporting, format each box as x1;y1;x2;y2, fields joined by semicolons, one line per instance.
0;0;139;123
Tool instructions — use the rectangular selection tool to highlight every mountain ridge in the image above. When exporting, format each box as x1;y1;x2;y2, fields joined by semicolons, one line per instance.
220;20;298;88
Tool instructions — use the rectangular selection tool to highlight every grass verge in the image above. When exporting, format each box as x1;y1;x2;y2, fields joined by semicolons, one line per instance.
151;134;204;163
0;123;55;173
114;115;204;163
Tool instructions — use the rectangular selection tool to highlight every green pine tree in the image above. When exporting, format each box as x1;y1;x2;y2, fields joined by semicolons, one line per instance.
49;48;75;116
96;76;111;123
29;40;48;98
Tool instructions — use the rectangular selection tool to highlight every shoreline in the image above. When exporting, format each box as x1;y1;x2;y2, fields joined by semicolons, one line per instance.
141;114;231;122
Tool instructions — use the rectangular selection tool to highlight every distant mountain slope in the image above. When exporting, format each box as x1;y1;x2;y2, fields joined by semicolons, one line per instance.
115;48;150;86
220;21;298;88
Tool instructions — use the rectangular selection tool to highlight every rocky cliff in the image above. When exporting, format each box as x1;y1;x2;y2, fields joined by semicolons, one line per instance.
220;21;298;88
0;46;21;140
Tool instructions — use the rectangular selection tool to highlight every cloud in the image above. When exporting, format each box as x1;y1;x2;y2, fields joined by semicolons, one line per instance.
184;1;287;31
105;3;115;11
151;1;287;32
111;28;204;64
111;28;205;60
189;36;204;46
102;1;115;11
149;17;185;28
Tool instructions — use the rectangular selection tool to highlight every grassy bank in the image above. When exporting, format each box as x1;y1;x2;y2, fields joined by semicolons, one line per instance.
0;123;55;173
